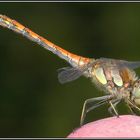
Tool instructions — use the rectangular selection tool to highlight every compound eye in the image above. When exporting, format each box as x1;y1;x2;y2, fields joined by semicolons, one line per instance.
132;82;140;99
134;98;140;106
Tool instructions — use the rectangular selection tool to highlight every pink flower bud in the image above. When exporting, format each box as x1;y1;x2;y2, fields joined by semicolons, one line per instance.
67;115;140;138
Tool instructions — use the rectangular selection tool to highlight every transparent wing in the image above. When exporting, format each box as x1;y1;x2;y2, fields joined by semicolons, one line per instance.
57;60;96;84
100;57;140;70
119;60;140;69
57;67;84;84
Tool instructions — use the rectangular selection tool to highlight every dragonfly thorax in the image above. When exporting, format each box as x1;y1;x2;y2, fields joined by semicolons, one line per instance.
89;62;138;97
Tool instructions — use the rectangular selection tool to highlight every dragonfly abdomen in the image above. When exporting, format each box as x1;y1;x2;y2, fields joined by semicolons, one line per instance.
0;14;91;67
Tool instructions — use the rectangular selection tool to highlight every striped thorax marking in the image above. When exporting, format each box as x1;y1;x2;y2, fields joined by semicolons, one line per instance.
92;65;125;87
93;66;107;85
111;69;123;87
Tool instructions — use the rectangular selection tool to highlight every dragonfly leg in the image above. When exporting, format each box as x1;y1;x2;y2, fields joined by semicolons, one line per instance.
80;95;113;126
127;104;136;115
108;100;120;117
128;99;140;112
126;101;137;115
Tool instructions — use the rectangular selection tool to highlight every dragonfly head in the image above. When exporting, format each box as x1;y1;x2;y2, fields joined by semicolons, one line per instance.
132;79;140;106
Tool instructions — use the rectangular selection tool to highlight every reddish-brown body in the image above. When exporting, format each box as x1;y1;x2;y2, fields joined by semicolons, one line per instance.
0;15;91;68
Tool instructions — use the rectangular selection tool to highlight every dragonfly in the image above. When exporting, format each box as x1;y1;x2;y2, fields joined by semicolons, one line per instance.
1;14;140;126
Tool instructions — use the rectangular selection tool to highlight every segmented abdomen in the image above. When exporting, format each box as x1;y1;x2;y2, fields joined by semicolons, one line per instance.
0;14;91;67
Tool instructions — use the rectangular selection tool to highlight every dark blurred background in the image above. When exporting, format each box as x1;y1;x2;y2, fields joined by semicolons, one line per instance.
0;2;140;138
